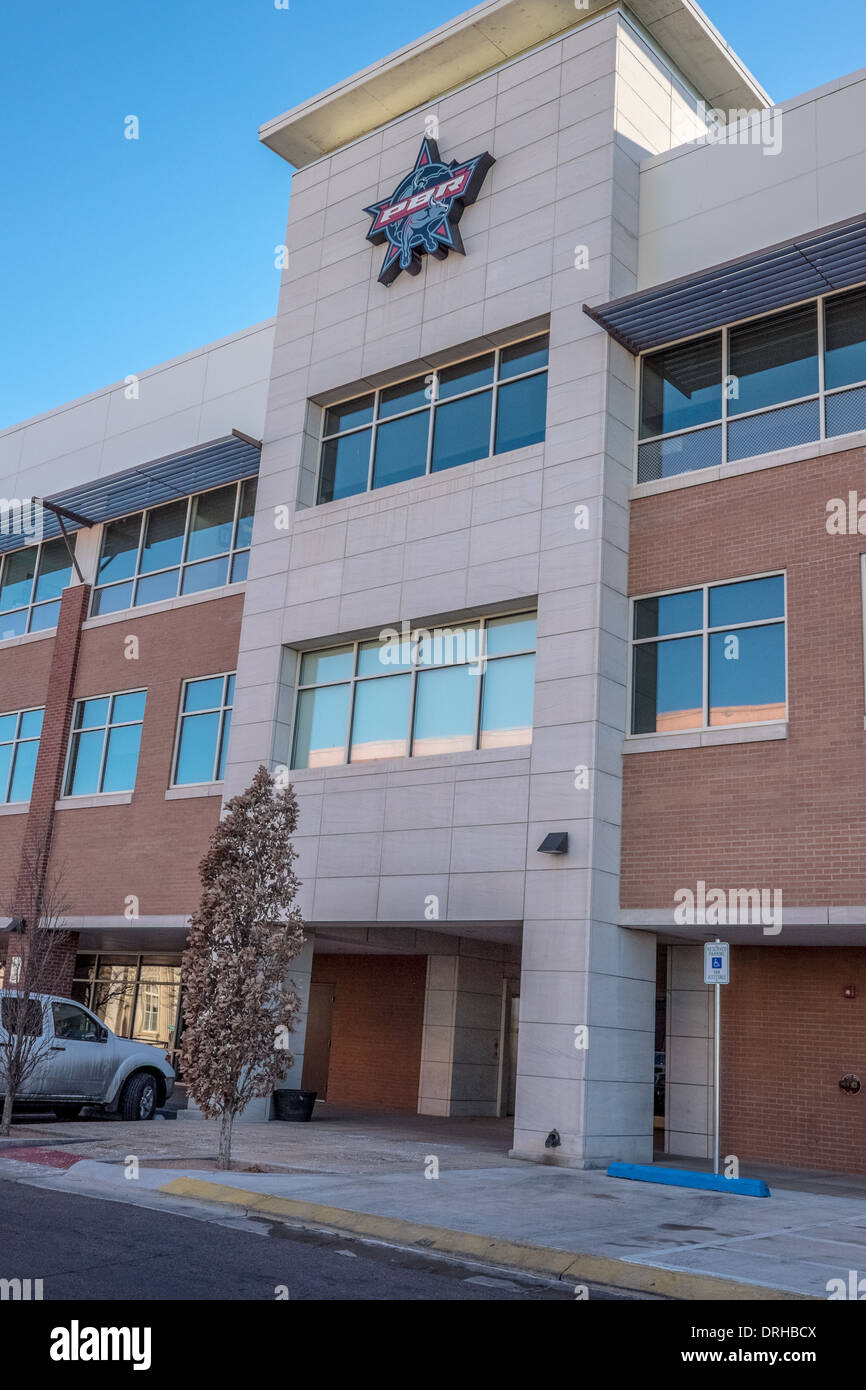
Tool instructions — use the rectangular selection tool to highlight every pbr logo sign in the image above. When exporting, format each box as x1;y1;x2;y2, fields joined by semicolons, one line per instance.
364;137;495;286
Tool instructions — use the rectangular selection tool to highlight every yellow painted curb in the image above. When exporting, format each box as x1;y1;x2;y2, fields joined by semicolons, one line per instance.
159;1176;816;1301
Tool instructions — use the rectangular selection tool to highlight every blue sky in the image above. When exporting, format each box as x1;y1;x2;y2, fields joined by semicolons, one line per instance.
1;0;864;429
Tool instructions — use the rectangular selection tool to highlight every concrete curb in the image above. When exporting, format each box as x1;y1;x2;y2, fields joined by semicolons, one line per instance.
158;1176;818;1301
0;1137;92;1152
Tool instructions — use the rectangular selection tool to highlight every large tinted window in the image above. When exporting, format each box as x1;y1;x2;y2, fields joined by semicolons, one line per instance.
825;287;866;390
292;613;536;768
372;412;428;489
316;338;549;503
92;480;255;617
631;577;786;735
728;306;819;415
173;674;234;785
0;540;71;638
640;335;723;438
637;293;866;479
0;707;43;803
431;392;492;472
66;691;146;796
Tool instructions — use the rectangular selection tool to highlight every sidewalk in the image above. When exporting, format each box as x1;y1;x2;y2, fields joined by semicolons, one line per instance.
2;1113;865;1299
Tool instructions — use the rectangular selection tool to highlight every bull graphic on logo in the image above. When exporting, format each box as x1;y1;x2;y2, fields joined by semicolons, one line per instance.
364;137;494;286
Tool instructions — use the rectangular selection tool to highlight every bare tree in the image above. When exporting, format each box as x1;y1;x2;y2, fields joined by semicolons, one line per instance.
0;852;74;1137
180;766;306;1169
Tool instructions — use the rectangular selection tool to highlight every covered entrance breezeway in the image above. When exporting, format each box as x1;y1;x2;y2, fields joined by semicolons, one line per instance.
298;921;522;1123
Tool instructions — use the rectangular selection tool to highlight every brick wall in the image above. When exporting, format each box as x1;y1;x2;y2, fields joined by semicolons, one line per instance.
0;630;56;907
310;954;426;1110
1;587;243;990
3;584;90;993
624;446;866;907
721;947;866;1172
49;593;244;916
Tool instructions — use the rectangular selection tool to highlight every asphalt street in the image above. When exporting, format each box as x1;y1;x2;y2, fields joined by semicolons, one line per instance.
0;1176;639;1301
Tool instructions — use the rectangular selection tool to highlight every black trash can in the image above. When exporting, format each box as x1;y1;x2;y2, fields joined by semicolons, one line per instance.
273;1088;317;1122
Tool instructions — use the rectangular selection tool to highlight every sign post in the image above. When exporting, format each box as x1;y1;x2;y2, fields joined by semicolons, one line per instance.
703;940;730;1176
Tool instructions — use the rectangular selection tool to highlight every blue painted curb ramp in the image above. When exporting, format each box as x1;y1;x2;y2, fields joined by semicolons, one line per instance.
607;1163;771;1198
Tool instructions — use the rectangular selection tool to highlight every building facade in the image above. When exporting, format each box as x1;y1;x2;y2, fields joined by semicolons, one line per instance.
0;323;274;1068
4;0;866;1172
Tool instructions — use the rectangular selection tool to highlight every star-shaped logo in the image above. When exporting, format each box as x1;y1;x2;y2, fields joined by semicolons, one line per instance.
364;137;495;286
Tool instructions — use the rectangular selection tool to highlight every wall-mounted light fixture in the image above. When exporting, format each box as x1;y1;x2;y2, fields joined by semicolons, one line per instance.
537;832;568;855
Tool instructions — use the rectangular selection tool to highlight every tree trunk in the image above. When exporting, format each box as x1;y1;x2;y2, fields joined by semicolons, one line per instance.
217;1109;234;1170
1;1086;14;1138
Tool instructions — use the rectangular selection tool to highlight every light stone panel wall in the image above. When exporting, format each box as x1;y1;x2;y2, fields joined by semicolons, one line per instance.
419;943;519;1117
224;10;721;1159
665;945;715;1159
639;65;866;288
0;320;275;504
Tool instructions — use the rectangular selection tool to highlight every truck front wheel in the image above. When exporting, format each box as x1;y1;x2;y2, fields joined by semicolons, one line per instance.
120;1073;158;1121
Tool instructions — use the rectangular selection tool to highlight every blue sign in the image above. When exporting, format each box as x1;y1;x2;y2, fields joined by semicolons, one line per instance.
364;137;495;286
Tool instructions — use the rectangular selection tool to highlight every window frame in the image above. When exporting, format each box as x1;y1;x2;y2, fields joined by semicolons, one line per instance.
62;688;147;797
634;283;866;483
291;610;538;769
627;571;788;737
170;672;235;788
316;335;549;504
0;538;74;638
90;476;256;617
0;705;44;804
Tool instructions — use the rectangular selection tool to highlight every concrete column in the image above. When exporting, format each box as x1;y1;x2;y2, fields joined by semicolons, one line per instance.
508;16;702;1168
665;944;714;1159
418;947;509;1117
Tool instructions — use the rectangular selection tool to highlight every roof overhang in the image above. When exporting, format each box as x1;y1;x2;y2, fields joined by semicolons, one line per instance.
259;0;770;169
67;917;192;953
584;212;866;356
1;433;261;558
622;907;866;946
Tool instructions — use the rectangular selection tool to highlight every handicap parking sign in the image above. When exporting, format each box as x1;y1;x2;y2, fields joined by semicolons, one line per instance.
704;942;730;984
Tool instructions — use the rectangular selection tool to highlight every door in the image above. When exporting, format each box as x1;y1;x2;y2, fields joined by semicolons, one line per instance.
0;995;51;1098
301;982;335;1098
47;1001;117;1100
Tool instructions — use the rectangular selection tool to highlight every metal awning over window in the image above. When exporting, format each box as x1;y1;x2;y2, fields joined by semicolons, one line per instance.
1;432;261;557
584;213;866;357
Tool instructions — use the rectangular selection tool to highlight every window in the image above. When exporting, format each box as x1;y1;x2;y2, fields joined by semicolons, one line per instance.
727;306;819;463
638;285;866;482
0;539;72;639
137;981;160;1034
1;997;43;1036
72;954;182;1064
317;336;549;503
0;707;43;803
52;1001;102;1042
173;673;234;785
65;690;146;795
91;478;256;617
630;576;786;735
292;612;537;768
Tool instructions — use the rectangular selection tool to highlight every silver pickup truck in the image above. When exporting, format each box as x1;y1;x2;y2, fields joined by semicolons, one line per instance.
0;991;175;1120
